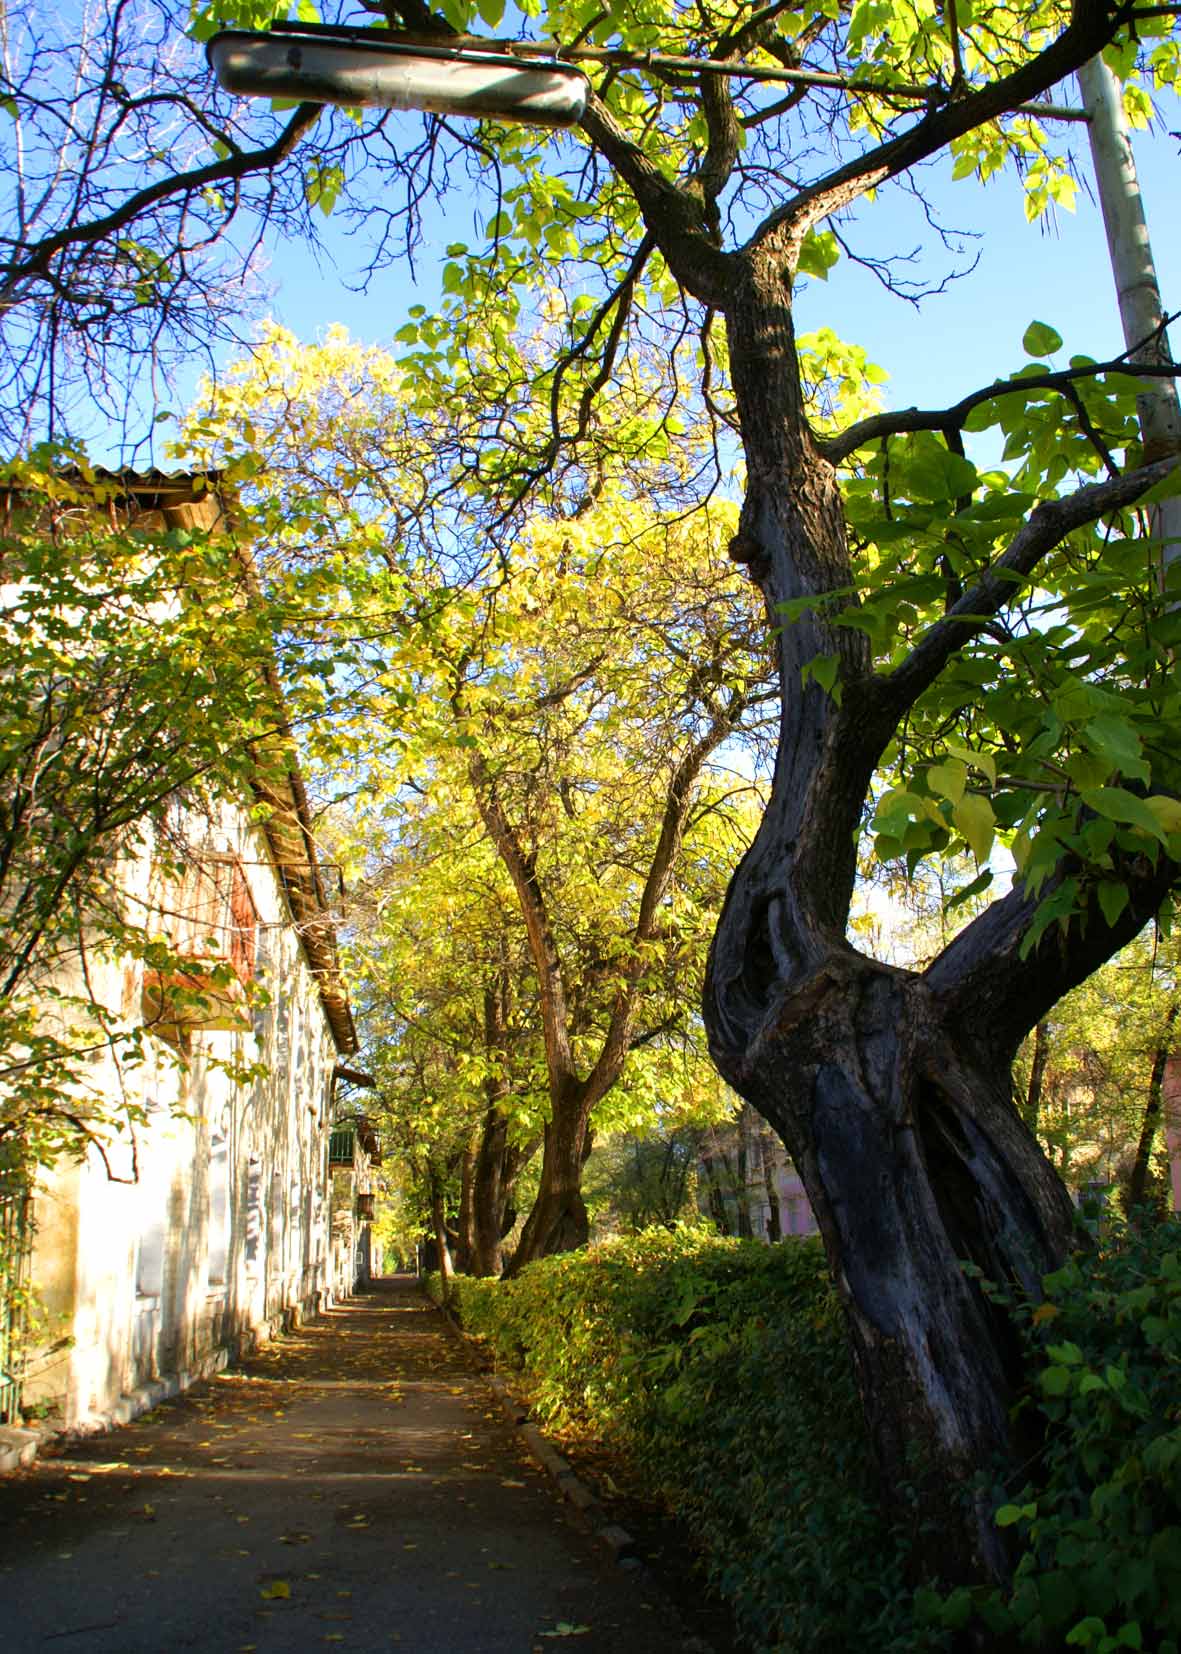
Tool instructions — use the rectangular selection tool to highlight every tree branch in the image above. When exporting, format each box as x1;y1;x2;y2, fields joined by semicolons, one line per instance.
744;0;1123;261
0;103;322;310
820;356;1181;464
697;66;742;218
584;697;746;1103
467;752;577;1092
578;93;733;308
924;837;1180;1061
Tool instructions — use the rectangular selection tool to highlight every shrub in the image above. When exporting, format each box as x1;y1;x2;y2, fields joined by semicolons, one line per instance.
920;1219;1181;1653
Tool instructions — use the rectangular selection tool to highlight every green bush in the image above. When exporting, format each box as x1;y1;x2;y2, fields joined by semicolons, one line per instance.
920;1219;1181;1653
433;1229;946;1653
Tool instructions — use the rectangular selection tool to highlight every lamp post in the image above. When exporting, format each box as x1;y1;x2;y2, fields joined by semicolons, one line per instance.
207;22;589;128
1077;56;1181;580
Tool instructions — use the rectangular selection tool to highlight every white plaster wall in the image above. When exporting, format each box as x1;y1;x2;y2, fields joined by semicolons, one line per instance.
22;798;343;1428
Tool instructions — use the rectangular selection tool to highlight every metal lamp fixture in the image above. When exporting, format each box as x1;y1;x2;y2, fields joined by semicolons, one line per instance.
207;22;590;128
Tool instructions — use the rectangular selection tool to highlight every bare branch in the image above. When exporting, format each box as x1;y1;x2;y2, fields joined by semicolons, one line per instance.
0;103;321;310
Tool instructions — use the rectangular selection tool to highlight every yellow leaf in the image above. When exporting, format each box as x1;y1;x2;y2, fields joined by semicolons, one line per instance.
953;794;995;865
927;758;967;806
1032;1302;1059;1325
259;1581;291;1600
1147;795;1181;836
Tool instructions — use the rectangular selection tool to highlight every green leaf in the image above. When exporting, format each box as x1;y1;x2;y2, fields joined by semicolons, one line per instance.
1096;881;1130;927
1081;788;1169;845
946;868;993;911
946;743;997;786
928;758;967;806
801;652;841;703
1081;716;1150;785
907;448;978;503
1023;320;1064;357
1066;1618;1108;1647
1146;795;1181;837
797;229;840;280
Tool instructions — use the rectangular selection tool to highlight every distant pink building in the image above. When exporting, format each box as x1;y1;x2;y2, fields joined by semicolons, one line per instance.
774;1161;819;1238
699;1106;819;1240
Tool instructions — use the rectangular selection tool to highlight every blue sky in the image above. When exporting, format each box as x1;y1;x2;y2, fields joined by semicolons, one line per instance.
248;101;1180;426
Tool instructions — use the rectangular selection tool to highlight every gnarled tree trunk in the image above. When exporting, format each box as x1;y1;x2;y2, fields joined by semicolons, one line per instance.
702;265;1175;1583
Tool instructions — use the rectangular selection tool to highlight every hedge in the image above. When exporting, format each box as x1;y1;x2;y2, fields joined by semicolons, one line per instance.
428;1227;944;1652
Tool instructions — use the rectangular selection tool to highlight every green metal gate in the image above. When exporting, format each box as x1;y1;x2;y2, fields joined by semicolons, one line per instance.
0;1184;31;1425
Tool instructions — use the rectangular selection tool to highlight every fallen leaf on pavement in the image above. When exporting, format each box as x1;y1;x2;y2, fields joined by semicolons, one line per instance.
259;1581;291;1601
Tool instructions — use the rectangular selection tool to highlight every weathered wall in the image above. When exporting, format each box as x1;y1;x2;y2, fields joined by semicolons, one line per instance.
21;799;345;1429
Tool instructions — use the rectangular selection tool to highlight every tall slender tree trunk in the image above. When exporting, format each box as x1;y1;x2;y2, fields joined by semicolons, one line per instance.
429;1169;453;1302
735;1104;754;1237
761;1130;782;1243
1127;1000;1179;1212
456;1137;477;1275
1023;1020;1050;1136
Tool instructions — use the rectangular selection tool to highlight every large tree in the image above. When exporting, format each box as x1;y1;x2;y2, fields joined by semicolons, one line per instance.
185;326;774;1265
10;0;1181;1587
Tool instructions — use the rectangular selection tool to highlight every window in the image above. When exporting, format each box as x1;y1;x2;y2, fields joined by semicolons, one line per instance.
207;1107;231;1287
159;852;259;983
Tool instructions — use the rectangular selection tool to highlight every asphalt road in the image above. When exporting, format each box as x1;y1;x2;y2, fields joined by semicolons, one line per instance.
0;1277;714;1653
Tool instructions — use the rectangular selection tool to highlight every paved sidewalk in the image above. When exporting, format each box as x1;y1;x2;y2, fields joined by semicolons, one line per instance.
0;1278;713;1653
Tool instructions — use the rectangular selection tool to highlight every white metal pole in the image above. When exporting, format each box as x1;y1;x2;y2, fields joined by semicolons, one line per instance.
1077;55;1181;578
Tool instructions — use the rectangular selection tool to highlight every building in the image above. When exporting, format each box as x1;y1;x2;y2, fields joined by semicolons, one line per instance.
328;1110;383;1297
2;472;366;1435
699;1104;819;1241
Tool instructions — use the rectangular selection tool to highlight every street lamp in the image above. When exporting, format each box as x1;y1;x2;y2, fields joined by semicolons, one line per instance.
207;22;590;128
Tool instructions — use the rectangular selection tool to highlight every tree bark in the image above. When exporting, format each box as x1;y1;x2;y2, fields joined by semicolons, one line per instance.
735;1104;754;1237
429;1169;453;1301
761;1128;782;1243
456;1136;477;1275
471;1106;536;1276
508;1086;592;1270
